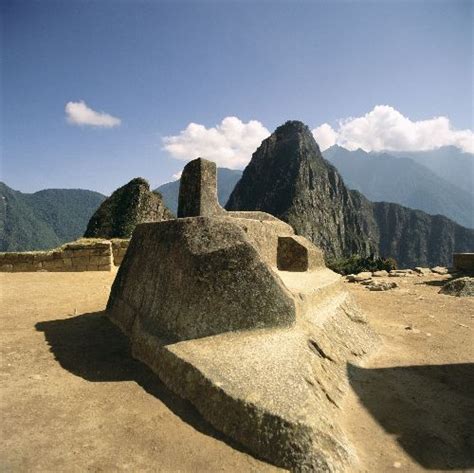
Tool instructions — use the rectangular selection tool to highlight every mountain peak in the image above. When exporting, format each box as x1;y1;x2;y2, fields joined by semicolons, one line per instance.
274;120;311;136
84;177;173;239
226;121;377;258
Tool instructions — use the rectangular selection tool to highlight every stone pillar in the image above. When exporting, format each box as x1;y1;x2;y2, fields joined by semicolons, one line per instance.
178;158;226;218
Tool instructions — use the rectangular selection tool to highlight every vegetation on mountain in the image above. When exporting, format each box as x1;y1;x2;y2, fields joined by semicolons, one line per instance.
327;254;397;275
226;121;474;268
84;177;172;239
0;182;105;251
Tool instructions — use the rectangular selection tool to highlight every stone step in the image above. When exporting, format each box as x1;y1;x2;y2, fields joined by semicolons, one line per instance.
275;268;346;323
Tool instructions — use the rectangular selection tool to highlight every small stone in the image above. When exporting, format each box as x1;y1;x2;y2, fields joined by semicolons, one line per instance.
439;277;474;297
372;270;388;277
393;461;402;469
346;274;356;282
354;271;372;282
366;281;398;291
431;266;449;275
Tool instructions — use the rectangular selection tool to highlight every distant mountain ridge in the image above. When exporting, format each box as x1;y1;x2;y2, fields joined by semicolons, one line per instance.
388;146;473;196
0;182;105;251
226;121;474;267
156;168;242;215
323;145;474;228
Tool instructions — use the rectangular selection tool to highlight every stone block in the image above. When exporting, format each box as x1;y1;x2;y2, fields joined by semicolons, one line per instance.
453;253;474;272
277;235;324;271
62;258;73;267
89;255;112;265
71;256;90;265
0;264;13;272
71;264;90;272
12;263;36;272
108;217;296;341
68;249;93;258
177;158;226;218
42;260;65;271
97;264;112;271
354;271;372;282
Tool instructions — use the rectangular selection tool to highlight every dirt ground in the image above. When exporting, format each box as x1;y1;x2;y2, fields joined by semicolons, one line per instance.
1;270;473;472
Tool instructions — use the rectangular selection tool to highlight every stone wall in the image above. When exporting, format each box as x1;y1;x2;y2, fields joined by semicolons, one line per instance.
111;239;130;266
453;253;474;272
0;239;130;272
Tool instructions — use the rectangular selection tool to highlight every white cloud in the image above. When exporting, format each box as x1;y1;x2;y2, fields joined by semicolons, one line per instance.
171;171;182;180
312;123;337;151
312;105;474;153
65;100;121;128
163;116;270;168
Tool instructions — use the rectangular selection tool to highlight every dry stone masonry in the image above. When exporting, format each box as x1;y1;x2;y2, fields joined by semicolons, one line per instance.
453;253;474;272
0;239;129;272
106;157;378;472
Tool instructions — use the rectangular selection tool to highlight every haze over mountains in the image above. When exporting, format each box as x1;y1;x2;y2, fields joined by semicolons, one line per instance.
324;146;474;228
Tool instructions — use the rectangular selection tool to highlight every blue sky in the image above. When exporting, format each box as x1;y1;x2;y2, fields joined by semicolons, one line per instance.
2;0;472;195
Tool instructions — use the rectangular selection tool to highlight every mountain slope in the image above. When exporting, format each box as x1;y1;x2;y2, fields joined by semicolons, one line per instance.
373;202;474;268
0;183;105;251
388;146;474;196
226;121;378;259
84;178;173;239
226;121;474;267
323;146;474;228
157;168;242;215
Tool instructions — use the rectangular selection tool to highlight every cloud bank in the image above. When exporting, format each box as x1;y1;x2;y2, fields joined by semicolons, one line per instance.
312;105;474;153
163;116;270;168
65;100;121;128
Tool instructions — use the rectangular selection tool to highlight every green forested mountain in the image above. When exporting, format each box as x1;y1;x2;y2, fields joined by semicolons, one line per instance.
0;182;105;251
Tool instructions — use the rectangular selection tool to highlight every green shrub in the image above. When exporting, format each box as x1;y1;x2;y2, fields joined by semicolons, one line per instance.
327;254;397;275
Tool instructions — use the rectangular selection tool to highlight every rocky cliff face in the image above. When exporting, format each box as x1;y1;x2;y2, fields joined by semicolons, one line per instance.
84;178;172;239
372;202;474;267
226;121;474;267
226;121;378;259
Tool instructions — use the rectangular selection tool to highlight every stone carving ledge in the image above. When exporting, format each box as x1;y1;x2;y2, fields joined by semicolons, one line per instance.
106;157;378;472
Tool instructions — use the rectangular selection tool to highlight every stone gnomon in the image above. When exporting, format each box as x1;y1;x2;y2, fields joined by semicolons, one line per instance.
106;158;377;472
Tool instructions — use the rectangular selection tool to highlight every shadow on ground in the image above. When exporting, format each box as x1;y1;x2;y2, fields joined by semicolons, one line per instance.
348;362;474;470
35;312;251;457
415;278;448;287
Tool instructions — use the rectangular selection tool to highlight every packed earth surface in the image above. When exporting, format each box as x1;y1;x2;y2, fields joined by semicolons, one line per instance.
1;270;473;472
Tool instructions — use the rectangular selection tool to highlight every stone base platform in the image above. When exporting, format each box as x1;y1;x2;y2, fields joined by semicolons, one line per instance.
106;158;377;471
111;267;377;471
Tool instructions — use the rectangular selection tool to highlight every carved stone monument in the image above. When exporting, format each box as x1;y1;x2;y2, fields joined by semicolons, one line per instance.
106;157;377;472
